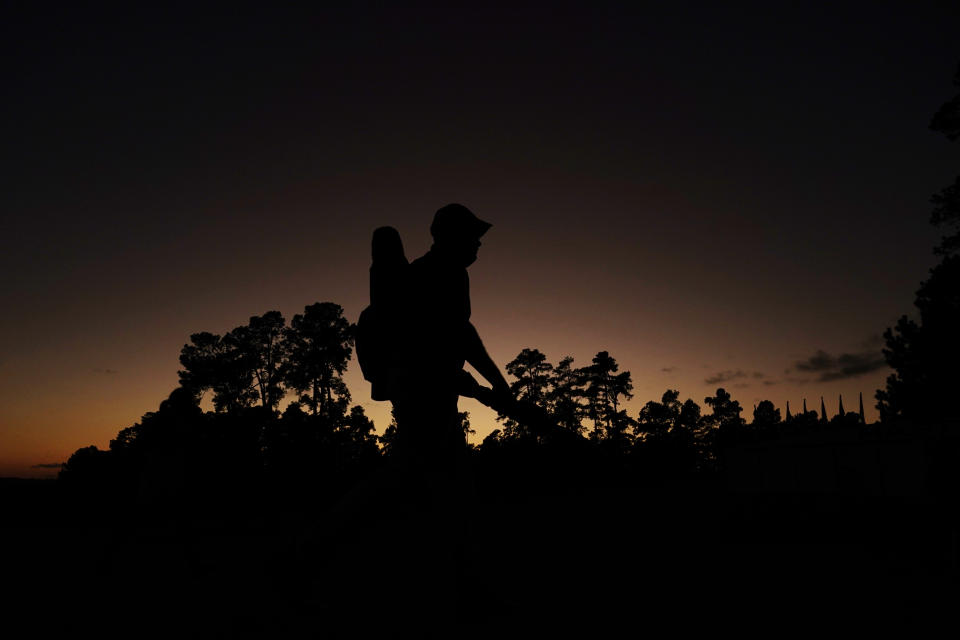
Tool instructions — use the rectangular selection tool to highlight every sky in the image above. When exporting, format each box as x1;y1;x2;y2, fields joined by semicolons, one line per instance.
2;2;958;478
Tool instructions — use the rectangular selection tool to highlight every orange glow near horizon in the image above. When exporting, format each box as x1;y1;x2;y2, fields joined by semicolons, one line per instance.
0;243;895;480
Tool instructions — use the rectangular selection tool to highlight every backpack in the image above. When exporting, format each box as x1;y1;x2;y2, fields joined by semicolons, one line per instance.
356;226;408;401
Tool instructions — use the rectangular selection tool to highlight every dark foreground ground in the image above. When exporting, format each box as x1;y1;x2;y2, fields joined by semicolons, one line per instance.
3;471;957;639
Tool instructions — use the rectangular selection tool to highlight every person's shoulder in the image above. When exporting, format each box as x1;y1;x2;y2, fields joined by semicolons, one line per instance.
408;253;431;275
409;253;430;267
405;253;436;290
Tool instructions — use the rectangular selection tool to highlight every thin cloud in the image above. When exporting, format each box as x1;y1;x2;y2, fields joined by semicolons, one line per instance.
705;370;766;385
795;350;835;373
661;366;677;373
705;370;747;385
791;348;887;382
93;368;119;375
32;463;63;469
822;352;888;381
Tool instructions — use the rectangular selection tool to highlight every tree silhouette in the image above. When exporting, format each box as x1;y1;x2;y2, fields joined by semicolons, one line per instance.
377;406;472;452
636;389;683;441
230;311;287;412
579;351;634;444
261;402;311;482
676;397;704;458
283;302;354;417
179;331;257;412
547;356;585;435
378;406;400;455
751;399;782;437
876;256;960;424
178;313;288;413
829;410;863;428
929;63;960;257
459;411;476;446
703;387;745;444
109;387;202;455
60;388;208;504
500;348;554;438
931;178;960;258
788;409;821;432
337;405;381;462
877;63;960;425
58;445;113;488
343;405;375;437
634;389;705;474
505;348;554;406
677;398;702;436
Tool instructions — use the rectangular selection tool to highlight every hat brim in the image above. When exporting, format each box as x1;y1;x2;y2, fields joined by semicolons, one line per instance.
472;218;493;238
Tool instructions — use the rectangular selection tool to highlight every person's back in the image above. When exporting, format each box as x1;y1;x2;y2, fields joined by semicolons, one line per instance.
403;248;472;381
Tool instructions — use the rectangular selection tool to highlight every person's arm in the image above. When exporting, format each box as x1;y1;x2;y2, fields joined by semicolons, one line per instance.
463;322;510;395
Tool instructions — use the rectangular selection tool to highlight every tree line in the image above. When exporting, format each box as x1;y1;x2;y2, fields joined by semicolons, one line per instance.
177;302;355;417
59;303;382;508
482;347;868;475
57;316;882;508
54;290;951;511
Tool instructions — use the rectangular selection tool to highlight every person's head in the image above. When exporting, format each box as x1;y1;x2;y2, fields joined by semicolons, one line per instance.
430;203;491;267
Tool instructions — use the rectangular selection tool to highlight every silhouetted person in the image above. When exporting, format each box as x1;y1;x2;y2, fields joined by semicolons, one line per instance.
359;205;513;635
357;212;581;456
388;204;510;470
334;206;514;634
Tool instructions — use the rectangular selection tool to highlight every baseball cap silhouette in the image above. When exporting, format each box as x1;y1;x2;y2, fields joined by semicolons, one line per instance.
430;203;492;241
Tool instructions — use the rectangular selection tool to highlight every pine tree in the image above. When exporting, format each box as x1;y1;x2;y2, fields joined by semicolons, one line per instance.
579;351;635;443
283;302;354;418
548;356;586;435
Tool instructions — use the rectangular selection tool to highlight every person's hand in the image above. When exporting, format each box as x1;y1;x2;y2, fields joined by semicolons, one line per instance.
458;370;484;398
473;385;496;407
492;379;512;399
